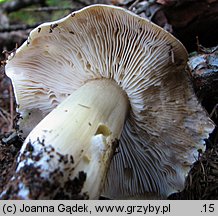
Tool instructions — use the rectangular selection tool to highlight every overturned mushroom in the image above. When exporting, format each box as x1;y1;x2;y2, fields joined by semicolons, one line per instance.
3;5;214;199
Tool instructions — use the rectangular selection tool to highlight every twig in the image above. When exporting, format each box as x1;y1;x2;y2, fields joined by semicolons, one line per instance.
199;160;206;182
2;0;46;13
9;83;14;131
196;36;201;53
75;0;89;6
0;108;11;125
0;23;40;33
210;104;218;119
21;6;78;12
128;0;140;11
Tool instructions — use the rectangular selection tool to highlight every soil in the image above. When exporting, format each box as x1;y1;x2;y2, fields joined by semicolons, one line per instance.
0;131;23;196
0;139;88;200
169;129;218;200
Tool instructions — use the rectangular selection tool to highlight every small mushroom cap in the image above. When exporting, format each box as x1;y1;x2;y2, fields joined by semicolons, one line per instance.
6;4;214;198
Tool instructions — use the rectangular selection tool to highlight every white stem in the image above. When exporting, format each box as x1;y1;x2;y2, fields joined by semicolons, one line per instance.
18;79;129;199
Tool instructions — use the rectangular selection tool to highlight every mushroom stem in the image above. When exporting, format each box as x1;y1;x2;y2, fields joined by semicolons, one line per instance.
13;79;128;199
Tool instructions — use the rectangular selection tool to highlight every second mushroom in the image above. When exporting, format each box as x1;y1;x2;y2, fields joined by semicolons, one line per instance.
3;5;214;199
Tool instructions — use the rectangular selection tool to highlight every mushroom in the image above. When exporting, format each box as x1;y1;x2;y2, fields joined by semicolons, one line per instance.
4;4;214;199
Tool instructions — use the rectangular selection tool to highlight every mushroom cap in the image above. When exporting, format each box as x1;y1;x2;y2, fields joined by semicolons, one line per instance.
6;4;214;198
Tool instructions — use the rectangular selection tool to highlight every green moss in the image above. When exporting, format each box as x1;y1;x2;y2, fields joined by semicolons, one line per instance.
7;0;73;25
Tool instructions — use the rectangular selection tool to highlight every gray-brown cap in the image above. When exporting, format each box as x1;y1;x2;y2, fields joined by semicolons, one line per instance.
5;4;214;198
